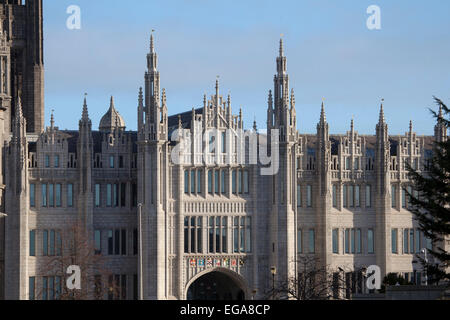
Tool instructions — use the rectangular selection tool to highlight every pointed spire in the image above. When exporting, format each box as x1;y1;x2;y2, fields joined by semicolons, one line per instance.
162;88;167;105
138;87;143;106
268;90;273;106
290;88;295;109
110;96;115;110
409;120;413;133
378;99;385;124
50;109;55;130
438;103;443;119
253;117;257;132
150;30;155;53
15;95;23;124
351;116;354;132
178;114;182;129
279;36;284;57
82;93;89;120
320;99;326;124
215;76;220;106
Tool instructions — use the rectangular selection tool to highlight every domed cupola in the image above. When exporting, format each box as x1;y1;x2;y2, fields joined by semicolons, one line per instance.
99;96;126;132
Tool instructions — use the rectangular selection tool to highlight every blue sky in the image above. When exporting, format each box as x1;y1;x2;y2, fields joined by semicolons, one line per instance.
43;0;450;135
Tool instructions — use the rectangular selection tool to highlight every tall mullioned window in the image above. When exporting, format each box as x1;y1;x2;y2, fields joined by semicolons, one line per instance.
55;184;61;207
332;185;337;208
365;185;371;208
184;170;189;194
233;216;251;253
391;185;397;208
391;229;398;254
306;185;312;207
54;155;60;168
368;229;374;254
332;229;339;254
309;229;315;253
30;184;35;207
29;230;36;256
208;170;213;194
221;170;226;194
49;184;54;207
184;217;203;254
67;183;73;207
95;184;100;207
232;170;237;194
197;170;202;193
42;184;47;207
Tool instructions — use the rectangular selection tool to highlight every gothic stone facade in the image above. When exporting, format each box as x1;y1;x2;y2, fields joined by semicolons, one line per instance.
0;1;448;301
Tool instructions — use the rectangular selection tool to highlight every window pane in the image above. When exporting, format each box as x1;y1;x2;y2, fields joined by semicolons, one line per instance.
404;229;409;254
297;185;302;207
343;185;347;208
95;230;101;255
121;229;127;255
368;229;374;254
54;155;59;168
332;185;337;208
356;229;361;253
67;183;73;207
30;184;35;207
49;184;54;207
95;184;100;207
55;184;61;207
29;277;35;300
221;170;226;194
307;185;312;207
349;185;354;207
191;170;195;193
243;171;249;194
332;229;338;254
351;229;355;253
42;184;47;207
49;230;55;256
214;170;219;194
238;170;242;193
184;170;189;194
208;170;212;194
391;185;396;208
246;217;251;253
232;170;236;194
309;229;315;253
197;170;202;193
345;229;350;253
108;230;113;255
107;184;112;206
415;230;420;253
365;185;371;208
392;229;398;253
29;230;36;256
409;229;414;254
355;186;360;207
43;230;48;256
402;188;406;208
297;229;302;253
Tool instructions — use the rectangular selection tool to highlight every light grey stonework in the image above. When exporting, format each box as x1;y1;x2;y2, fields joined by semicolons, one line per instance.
0;3;448;300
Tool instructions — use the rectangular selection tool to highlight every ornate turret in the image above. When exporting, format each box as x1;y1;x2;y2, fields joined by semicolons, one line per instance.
99;96;126;132
434;103;447;142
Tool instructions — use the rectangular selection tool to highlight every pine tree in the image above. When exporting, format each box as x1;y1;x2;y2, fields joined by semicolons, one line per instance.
407;97;449;284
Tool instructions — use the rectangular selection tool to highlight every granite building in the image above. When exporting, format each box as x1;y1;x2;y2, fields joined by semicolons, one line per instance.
0;1;448;300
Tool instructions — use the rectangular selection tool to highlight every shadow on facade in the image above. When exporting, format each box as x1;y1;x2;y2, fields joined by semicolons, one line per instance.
186;271;245;300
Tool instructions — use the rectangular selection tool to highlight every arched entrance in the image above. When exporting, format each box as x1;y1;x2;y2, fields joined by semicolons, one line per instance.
186;271;246;300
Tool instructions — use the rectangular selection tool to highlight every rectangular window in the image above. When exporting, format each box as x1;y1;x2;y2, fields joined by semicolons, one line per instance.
332;185;337;208
42;184;47;207
191;170;195;194
238;170;242;194
49;184;54;207
355;185;360;207
45;155;50;168
345;229;350;254
239;218;245;253
133;228;138;256
54;155;60;168
184;170;189;194
245;217;251;253
121;229;127;255
110;156;114;168
365;185;371;208
29;230;36;256
184;217;189;253
368;229;374;254
232;170;236;194
221;170;226;194
208;170;213;194
55;184;61;207
214;170;219;194
348;185;354;207
199;217;204;253
106;184;112;206
391;185;396;208
120;183;126;207
95;184;100;207
415;230;421;253
95;230;101;255
233;217;239;253
346;157;350;170
222;131;226;153
307;185;312;207
56;231;62;256
67;183;73;207
197;170;202;193
29;277;35;300
114;230;120;255
332;229;338;254
350;229;355;253
297;185;301;207
356;229;361;254
49;230;55;256
402;188;407;208
113;184;118;207
392;229;398;254
309;229;315;253
43;230;48;256
30;184;35;207
107;230;113;255
343;185;347;208
403;229;409;254
119;156;124;168
243;171;249;194
297;229;302;253
409;229;414;254
42;277;48;300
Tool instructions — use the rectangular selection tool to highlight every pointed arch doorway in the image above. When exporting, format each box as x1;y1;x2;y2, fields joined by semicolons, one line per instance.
186;270;246;300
